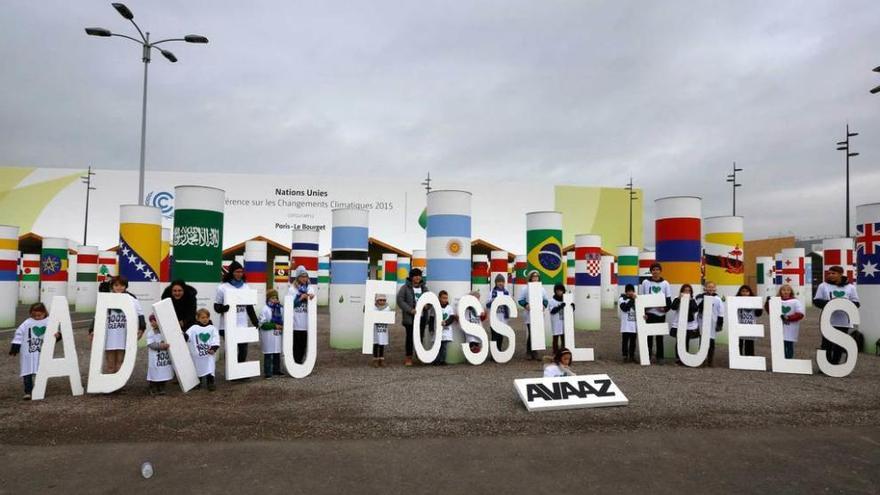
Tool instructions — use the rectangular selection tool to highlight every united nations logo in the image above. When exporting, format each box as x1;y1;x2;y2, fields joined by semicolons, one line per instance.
145;190;175;218
446;239;463;257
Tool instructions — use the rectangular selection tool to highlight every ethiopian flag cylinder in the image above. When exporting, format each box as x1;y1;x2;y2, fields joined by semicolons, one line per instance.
513;254;527;302
318;256;330;306
526;211;564;301
703;216;744;298
574;234;602;331
74;245;99;313
160;228;171;283
171;186;225;319
397;257;411;292
382;253;398;309
638;251;655;284
822;238;855;282
40;237;68;305
601;255;618;309
19;253;40;305
245;240;268;312
565;252;575;293
616;246;639;291
97;250;117;283
273;255;290;298
756;256;775;299
330;208;369;349
0;225;19;327
655;196;702;295
471;254;489;303
119;205;162;316
427;190;472;364
412;249;426;279
856;203;880;354
778;248;807;306
489;250;508;292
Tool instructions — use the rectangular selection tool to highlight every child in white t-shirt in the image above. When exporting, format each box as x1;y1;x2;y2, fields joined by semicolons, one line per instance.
765;284;805;359
9;303;59;400
464;290;486;354
617;284;638;362
146;314;173;395
434;290;457;365
547;283;569;354
185;308;220;391
259;289;284;378
372;294;392;367
543;348;576;377
695;281;725;367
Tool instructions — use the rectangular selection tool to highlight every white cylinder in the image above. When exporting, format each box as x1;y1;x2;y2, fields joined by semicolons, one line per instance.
119;205;163;318
40;237;69;305
780;248;807;306
0;225;20;327
330;208;370;349
19;253;40;305
856;203;880;354
574;234;602;331
756;256;775;299
244;240;268;312
600;255;618;309
317;255;330;306
74;245;99;313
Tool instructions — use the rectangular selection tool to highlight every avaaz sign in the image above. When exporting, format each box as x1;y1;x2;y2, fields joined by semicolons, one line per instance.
514;374;629;412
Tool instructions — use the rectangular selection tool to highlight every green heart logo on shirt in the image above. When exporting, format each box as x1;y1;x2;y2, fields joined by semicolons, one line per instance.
832;290;845;298
781;306;791;315
651;286;661;294
32;326;46;337
198;332;211;343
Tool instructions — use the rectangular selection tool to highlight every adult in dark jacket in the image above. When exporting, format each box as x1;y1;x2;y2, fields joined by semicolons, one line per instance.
397;268;428;366
161;279;198;331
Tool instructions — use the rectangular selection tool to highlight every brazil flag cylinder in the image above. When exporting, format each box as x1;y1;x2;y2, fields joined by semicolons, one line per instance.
856;203;880;354
616;246;639;290
526;211;564;292
120;205;162;316
172;186;225;320
427;190;472;364
40;237;68;305
655;196;702;295
574;234;602;330
245;240;268;312
0;224;19;327
703;216;744;298
756;256;775;299
19;253;40;305
330;208;369;349
74;244;99;313
318;256;330;306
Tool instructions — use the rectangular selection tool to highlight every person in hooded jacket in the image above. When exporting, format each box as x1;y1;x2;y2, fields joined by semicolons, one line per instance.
214;260;259;364
161;279;198;331
290;265;316;364
397;267;429;366
813;265;860;364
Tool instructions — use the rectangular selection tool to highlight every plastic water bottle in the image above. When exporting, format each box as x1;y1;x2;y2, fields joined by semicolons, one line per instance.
140;461;154;479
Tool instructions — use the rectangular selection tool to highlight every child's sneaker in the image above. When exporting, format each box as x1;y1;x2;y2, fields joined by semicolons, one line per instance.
22;393;31;400
378;358;385;368
404;357;413;367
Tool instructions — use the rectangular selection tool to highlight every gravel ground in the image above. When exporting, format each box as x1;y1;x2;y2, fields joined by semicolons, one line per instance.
1;304;878;445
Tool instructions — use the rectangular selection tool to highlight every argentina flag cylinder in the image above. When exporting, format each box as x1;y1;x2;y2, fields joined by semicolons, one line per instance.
0;225;19;327
703;216;744;300
601;255;618;309
119;205;162;316
427;190;472;364
330;208;369;349
19;253;40;305
756;256;775;299
655;196;702;295
317;256;330;306
74;245;99;313
273;255;290;299
856;203;880;354
245;240;268;312
616;246;639;291
822;238;855;283
574;234;602;331
40;237;68;305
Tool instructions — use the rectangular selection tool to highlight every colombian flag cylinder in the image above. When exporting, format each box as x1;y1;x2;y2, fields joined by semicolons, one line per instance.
574;234;602;331
427;190;472;364
160;228;171;283
330;208;369;349
397;257;411;291
317;255;330;306
382;253;398;309
565;252;575;293
0;225;20;327
779;248;807;306
526;211;564;292
616;246;639;290
172;186;225;320
638;251;655;284
245;240;268;312
411;249;426;279
513;254;527;302
19;253;40;305
856;203;880;354
273;255;290;299
489;250;508;292
703;216;744;298
822;238;855;283
471;254;489;303
755;256;775;300
655;196;702;295
120;205;162;316
40;237;68;305
74;245;99;313
97;250;117;283
601;255;618;309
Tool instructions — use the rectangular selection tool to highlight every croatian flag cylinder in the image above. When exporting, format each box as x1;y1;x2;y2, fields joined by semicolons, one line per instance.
171;186;225;321
856;203;880;354
317;256;330;306
601;255;618;309
97;250;117;283
565;252;575;293
616;246;639;291
291;230;319;286
160;228;171;283
19;253;40;305
330;208;369;349
822;238;855;283
779;248;807;306
756;256;775;299
66;241;78;303
273;255;290;299
40;237;68;305
0;225;19;327
655;196;702;295
427;190;472;364
382;253;398;309
471;254;490;303
489;251;508;293
703;216;744;299
74;245;99;313
119;205;162;316
244;240;268;312
574;234;602;331
638;251;655;284
411;249;426;279
513;254;527;302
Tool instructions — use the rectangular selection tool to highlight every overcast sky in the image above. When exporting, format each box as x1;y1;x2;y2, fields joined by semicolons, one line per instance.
2;1;879;243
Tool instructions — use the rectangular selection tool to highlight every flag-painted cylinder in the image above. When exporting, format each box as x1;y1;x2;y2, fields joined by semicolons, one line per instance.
119;205;162;316
40;237;68;305
66;241;78;303
427;190;472;364
471;254;490;303
330;208;369;349
513;254;527;302
171;186;225;320
235;254;244;266
489;250;508;292
822;238;855;283
574;234;602;330
856;203;880;354
376;259;383;280
655;196;702;294
777;248;806;306
526;211;564;290
703;216;744;298
412;249;426;279
617;246;639;290
601;255;617;309
756;256;775;299
382;253;399;309
273;255;290;298
397;257;411;289
0;225;19;326
292;230;319;286
804;257;814;308
565;252;575;293
244;240;268;312
19;253;40;304
74;245;99;313
638;251;655;284
318;255;330;306
160;228;171;283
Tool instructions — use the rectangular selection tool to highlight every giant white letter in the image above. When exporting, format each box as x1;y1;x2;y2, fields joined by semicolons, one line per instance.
726;296;766;371
223;287;260;380
562;293;594;361
768;297;812;375
526;281;547;351
32;296;83;400
282;288;318;378
817;298;859;378
488;294;516;363
676;294;711;368
458;294;488;365
413;291;442;364
153;299;199;392
635;293;669;366
87;293;139;393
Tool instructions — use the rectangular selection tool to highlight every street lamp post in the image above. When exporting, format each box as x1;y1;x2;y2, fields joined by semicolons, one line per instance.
81;166;96;245
836;124;859;237
625;176;637;246
726;162;743;216
85;3;208;206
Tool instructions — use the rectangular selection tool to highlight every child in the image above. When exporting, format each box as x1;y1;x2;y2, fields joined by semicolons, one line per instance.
735;285;763;357
813;265;860;364
145;314;173;395
543;348;576;377
618;284;638;362
669;284;699;364
9;303;59;400
291;265;316;364
638;263;672;364
464;290;487;354
214;261;259;364
518;270;548;360
695;281;724;367
486;274;510;352
434;290;457;365
547;283;570;354
258;289;284;378
184;308;220;391
372;294;392;367
766;284;804;359
89;275;146;375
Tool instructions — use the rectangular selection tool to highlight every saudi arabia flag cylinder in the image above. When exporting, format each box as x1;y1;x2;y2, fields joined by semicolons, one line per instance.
513;254;527;302
655;196;702;295
638;251;655;284
565;252;575;293
778;248;807;306
601;255;617;309
74;245;99;313
427;190;472;364
703;216;744;298
574;234;602;331
0;225;20;327
40;237;68;305
97;250;117;283
412;249;426;279
489;250;508;292
472;254;489;303
171;186;225;319
160;228;171;283
822;238;855;282
19;253;40;304
119;205;162;316
856;203;880;353
317;256;330;306
397;257;411;292
244;240;268;312
330;208;369;349
756;256;775;299
616;246;639;292
273;255;290;298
